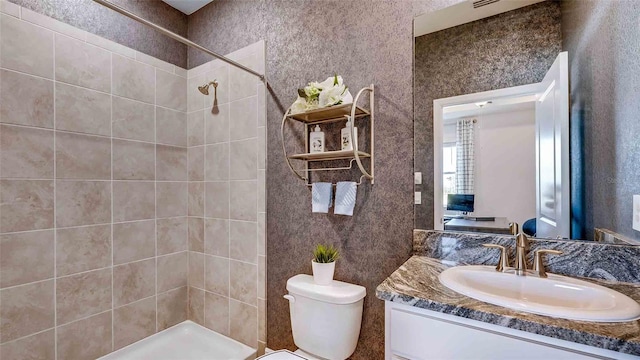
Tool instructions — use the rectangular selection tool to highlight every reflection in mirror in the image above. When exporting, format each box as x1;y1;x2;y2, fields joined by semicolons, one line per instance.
413;0;640;244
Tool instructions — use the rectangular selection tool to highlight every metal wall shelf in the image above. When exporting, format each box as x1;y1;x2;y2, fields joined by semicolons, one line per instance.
281;84;375;186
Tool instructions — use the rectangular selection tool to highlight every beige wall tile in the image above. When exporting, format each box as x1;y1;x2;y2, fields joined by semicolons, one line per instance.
0;14;53;78
20;7;86;41
56;268;111;325
0;125;54;179
188;287;205;326
157;107;187;147
0;280;55;342
187;111;204;146
0;0;20;18
188;252;204;289
229;299;257;347
205;218;229;257
229;58;259;103
0;180;54;233
229;96;257;141
257;83;266;126
229;139;257;180
0;328;55;360
204;291;229;336
136;51;174;73
157;217;187;256
0;230;54;288
188;146;205;181
56;225;111;276
188;182;205;217
113;181;155;222
112;96;155;142
157;182;188;218
205;182;229;219
258;298;266;342
57;311;112;360
229;260;257;306
156;145;187;181
112;139;155;180
113;297;156;350
205;64;229;106
86;33;135;59
113;259;155;307
204;255;228;296
156;69;187;112
258;170;266;213
258;126;266;170
56;132;111;180
229;181;257;221
187;74;206;112
56;181;111;227
157;287;187;331
55;34;110;93
157;252;188;292
229;221;257;264
112;54;155;104
113;220;156;265
258;256;266;299
0;69;54;128
205;143;229;181
55;83;111;136
205;103;229;144
188;217;204;253
258;213;265;256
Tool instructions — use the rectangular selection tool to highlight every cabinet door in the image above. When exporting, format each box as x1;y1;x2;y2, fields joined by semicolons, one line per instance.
389;308;602;360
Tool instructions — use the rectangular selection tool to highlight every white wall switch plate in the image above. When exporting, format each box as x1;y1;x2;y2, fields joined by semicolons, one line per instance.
634;195;640;231
414;191;422;205
414;172;422;185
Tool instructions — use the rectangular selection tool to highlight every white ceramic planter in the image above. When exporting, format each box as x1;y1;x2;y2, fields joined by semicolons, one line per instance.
312;260;335;285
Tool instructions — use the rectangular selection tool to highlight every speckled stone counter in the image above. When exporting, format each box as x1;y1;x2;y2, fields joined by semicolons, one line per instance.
376;230;640;356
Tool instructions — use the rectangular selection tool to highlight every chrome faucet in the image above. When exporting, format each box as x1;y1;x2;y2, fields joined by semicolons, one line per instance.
514;233;529;276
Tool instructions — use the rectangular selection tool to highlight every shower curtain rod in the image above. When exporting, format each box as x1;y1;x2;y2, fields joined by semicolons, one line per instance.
92;0;265;82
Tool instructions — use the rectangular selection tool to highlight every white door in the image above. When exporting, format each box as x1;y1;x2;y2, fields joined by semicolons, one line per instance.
535;52;570;239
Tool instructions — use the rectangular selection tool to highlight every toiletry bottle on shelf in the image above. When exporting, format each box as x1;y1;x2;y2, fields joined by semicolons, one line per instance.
341;116;358;151
309;125;325;153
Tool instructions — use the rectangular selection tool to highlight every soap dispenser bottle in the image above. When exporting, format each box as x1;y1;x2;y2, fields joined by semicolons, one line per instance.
341;116;358;151
309;125;325;153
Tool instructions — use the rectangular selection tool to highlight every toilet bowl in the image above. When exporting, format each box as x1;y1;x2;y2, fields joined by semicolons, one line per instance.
260;274;366;360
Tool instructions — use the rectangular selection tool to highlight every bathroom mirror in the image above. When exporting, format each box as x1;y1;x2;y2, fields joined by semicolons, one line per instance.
413;0;640;244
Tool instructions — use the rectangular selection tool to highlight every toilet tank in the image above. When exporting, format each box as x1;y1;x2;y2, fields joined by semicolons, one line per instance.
285;275;366;360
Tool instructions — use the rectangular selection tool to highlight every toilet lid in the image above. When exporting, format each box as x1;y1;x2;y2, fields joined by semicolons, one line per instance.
257;350;307;360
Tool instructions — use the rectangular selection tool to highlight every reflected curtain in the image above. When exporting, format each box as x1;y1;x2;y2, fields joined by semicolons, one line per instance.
455;118;475;194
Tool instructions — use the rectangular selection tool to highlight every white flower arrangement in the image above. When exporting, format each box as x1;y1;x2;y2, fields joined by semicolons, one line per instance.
290;75;353;114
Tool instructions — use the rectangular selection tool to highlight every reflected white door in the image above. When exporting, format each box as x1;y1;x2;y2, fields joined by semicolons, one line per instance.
535;52;570;239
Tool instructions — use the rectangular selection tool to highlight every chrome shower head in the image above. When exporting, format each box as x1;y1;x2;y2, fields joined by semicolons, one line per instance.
198;80;218;96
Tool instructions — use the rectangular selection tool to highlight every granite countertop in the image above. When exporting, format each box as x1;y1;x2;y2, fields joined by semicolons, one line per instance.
376;255;640;356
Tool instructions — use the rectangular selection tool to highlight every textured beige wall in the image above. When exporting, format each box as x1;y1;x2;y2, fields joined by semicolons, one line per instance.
0;3;189;358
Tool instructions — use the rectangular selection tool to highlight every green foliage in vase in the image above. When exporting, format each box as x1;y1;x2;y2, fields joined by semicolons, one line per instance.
312;244;340;263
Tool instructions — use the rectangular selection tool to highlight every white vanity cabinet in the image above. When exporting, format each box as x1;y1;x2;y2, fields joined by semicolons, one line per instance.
385;301;639;360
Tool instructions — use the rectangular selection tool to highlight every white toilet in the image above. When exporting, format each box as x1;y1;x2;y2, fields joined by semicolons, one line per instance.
258;274;366;360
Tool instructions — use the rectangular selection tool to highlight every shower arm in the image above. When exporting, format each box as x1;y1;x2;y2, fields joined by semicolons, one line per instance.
92;0;265;82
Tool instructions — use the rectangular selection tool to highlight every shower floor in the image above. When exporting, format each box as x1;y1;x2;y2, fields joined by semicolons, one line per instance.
99;320;256;360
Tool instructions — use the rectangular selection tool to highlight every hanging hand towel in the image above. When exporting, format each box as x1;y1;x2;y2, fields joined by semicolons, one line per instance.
334;181;357;216
312;182;333;213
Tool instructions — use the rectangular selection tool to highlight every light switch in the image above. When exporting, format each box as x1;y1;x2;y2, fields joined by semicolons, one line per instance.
414;191;422;205
414;172;422;185
634;195;640;231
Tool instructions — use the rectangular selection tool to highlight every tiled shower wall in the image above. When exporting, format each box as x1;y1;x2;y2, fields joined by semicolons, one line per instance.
0;2;190;359
185;41;267;352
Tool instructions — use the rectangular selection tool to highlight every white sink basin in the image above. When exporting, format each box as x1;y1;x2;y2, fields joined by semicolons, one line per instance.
438;265;640;323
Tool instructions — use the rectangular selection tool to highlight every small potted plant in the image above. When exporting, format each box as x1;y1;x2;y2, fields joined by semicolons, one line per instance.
312;244;340;285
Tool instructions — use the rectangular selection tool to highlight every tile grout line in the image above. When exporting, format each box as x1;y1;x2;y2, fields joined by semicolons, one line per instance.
52;26;58;360
110;49;115;354
154;67;159;333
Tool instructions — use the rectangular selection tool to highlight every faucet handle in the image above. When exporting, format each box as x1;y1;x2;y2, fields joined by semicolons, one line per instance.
516;233;529;249
533;249;563;278
483;244;510;272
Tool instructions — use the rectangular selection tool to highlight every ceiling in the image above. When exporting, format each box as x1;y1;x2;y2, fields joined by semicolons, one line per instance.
162;0;213;15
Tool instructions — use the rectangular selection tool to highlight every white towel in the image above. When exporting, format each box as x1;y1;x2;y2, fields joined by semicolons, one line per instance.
312;182;333;213
334;181;357;216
